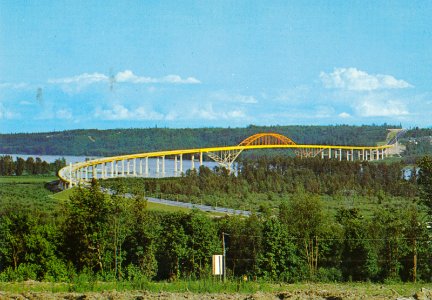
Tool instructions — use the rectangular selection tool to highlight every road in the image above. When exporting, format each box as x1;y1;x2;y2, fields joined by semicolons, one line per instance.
146;196;251;216
103;188;251;216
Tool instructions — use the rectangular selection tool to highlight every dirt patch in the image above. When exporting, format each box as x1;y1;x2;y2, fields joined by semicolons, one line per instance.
1;289;431;300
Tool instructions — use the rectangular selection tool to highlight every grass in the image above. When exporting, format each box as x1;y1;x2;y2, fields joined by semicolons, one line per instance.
50;187;78;201
0;280;430;297
0;175;57;183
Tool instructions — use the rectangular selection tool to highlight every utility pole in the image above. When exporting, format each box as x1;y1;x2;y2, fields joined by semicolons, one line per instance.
222;232;226;283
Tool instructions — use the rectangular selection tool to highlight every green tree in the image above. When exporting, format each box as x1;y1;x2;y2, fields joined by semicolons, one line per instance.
279;192;325;277
418;156;432;215
63;179;112;274
257;218;301;281
15;157;25;176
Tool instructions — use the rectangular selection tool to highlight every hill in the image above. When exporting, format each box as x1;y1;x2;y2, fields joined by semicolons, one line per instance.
0;124;398;156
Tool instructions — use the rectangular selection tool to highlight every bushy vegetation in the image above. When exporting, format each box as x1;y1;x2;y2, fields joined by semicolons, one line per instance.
0;124;395;156
1;156;432;284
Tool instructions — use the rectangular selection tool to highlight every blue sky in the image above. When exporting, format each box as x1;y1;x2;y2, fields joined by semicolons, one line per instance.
1;1;431;133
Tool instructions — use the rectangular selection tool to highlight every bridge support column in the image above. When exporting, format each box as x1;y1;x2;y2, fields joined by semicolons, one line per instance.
329;148;332;159
200;152;203;166
145;157;149;176
156;157;160;174
174;155;178;174
191;155;195;170
92;165;96;179
126;160;130;176
111;161;114;178
85;167;88;180
115;162;119;176
139;159;143;175
101;163;105;179
121;160;125;176
68;163;73;187
362;149;365;161
321;150;324;159
180;154;183;173
162;156;165;175
133;158;136;176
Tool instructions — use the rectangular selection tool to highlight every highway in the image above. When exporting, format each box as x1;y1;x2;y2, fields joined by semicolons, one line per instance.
102;188;251;216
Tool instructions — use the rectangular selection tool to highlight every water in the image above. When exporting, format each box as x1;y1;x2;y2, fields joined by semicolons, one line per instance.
4;153;221;178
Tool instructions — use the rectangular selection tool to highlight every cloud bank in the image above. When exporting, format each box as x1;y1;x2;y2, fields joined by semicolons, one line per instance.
49;70;200;87
320;68;413;91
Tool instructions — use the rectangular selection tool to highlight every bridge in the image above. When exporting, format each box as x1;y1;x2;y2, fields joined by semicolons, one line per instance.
58;132;393;189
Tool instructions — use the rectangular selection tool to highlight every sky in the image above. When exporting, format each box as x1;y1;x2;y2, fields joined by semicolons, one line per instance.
1;1;432;133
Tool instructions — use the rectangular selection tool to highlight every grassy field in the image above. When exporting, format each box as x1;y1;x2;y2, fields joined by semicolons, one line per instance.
0;280;430;298
0;175;57;183
0;175;58;211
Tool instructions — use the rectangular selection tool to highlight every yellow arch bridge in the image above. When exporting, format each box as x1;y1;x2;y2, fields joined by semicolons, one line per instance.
58;132;393;189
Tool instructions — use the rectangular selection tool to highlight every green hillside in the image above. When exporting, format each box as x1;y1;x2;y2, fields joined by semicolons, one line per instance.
0;124;397;156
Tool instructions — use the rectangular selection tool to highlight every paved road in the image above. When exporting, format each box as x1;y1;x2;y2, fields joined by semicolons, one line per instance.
103;188;251;216
146;196;251;216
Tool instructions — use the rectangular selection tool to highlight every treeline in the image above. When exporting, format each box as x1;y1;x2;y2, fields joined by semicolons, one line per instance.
103;157;418;204
0;124;396;156
0;179;431;283
0;155;66;176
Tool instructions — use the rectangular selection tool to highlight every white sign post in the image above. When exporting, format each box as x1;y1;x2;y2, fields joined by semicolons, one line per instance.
212;254;224;277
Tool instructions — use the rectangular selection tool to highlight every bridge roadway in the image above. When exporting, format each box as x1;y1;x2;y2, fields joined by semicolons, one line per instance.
58;132;394;189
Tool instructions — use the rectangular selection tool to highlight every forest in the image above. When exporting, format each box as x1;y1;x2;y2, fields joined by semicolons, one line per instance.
1;155;431;284
0;124;397;156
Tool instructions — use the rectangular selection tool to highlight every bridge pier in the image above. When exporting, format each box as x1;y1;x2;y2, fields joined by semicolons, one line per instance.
200;152;203;166
156;157;160;175
121;160;125;176
162;156;165;175
180;154;183;173
133;158;137;176
145;157;149;176
174;155;178;174
191;155;195;170
139;159;143;175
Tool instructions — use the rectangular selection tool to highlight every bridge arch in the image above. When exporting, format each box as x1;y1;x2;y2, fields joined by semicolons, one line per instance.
238;133;296;146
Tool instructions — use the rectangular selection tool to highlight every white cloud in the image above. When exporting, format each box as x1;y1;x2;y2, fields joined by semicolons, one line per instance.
338;112;351;118
48;70;200;88
0;104;18;119
211;91;258;104
56;108;73;120
115;70;200;84
355;99;409;117
48;72;109;85
19;100;34;106
0;82;29;90
320;68;413;91
94;104;164;121
190;105;246;120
